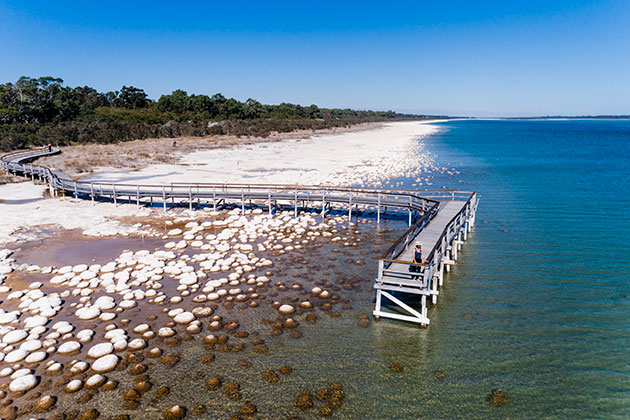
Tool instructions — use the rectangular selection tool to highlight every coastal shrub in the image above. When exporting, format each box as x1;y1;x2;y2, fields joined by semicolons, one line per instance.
0;75;445;151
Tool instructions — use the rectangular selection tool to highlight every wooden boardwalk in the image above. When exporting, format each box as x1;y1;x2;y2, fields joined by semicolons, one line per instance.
374;193;478;326
389;201;467;272
2;146;478;327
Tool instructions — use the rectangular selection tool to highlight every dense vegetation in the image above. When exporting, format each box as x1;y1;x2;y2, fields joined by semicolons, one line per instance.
0;76;444;151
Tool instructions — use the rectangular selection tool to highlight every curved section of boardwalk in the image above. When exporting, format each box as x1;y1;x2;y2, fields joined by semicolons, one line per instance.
1;146;478;326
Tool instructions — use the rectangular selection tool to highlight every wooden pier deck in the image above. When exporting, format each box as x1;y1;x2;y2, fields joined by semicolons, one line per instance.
2;146;478;327
374;192;478;325
388;200;467;273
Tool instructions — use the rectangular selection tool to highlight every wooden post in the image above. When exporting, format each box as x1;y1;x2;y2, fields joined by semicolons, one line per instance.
239;187;243;215
213;187;217;212
431;269;438;305
421;295;427;322
73;181;78;199
268;190;272;216
408;196;412;226
90;183;94;203
321;192;326;217
162;187;167;212
374;289;382;320
190;186;193;214
294;187;298;218
348;192;352;221
137;185;141;208
377;193;381;224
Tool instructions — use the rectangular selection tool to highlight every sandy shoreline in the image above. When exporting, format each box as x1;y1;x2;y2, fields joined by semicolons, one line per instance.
80;120;443;187
0;120;444;246
36;122;387;179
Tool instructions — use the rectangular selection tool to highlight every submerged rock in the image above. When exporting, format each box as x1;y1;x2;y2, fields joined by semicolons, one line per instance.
224;383;242;401
389;362;404;373
78;408;99;420
295;390;313;410
488;388;509;407
239;402;258;417
155;386;170;399
279;365;293;375
261;369;279;384
315;387;329;401
205;376;222;391
163;405;186;420
34;395;57;412
433;370;446;381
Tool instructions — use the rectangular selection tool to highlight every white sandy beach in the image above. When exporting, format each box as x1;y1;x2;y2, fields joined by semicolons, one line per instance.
0;120;443;245
82;120;442;187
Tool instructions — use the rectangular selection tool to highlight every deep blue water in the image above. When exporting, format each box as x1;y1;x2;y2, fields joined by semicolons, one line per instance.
415;119;630;419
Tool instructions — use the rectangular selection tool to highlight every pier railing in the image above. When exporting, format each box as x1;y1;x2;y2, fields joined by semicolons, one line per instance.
1;147;440;225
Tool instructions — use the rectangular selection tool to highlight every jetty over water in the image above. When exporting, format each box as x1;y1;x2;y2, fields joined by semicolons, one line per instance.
2;147;478;326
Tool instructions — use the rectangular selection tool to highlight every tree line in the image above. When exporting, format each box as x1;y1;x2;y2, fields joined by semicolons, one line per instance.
0;76;445;151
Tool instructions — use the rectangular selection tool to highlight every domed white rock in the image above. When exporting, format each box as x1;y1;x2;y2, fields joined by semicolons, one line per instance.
128;338;146;350
91;354;119;372
173;312;195;324
278;304;295;315
94;296;116;310
25;351;47;363
4;349;27;363
157;327;175;338
9;374;37;392
65;379;83;392
76;306;100;320
3;329;27;344
57;341;81;354
87;343;113;358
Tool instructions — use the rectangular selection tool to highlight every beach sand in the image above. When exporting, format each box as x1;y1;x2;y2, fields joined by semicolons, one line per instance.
81;120;442;187
0;120;442;246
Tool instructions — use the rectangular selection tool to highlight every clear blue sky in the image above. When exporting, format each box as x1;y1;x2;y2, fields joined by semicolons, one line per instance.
1;0;629;116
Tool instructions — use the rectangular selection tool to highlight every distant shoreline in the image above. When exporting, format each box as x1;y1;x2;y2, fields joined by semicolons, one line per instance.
494;116;630;120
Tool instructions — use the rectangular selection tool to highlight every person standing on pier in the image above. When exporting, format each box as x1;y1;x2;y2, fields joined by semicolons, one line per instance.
411;242;424;279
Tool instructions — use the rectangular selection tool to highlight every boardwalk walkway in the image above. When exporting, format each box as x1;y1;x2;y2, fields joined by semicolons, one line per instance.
389;201;467;272
2;146;478;326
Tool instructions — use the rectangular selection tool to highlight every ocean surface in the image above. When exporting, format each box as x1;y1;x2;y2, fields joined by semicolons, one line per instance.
277;119;630;420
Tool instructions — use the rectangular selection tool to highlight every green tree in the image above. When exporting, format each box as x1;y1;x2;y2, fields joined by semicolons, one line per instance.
118;86;149;109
